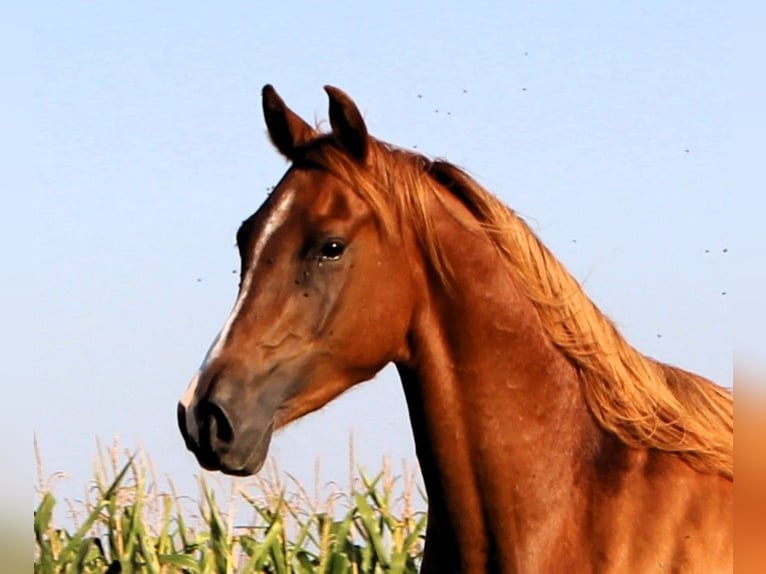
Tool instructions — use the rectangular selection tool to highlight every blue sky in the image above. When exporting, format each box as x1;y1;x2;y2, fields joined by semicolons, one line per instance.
8;2;761;508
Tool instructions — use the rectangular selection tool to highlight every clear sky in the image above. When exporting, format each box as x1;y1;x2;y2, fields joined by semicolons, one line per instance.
8;2;761;508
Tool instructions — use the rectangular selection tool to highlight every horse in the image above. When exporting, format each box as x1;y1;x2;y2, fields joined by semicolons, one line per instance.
178;85;733;573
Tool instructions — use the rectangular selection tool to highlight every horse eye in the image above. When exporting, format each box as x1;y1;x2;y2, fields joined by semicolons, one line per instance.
319;239;346;261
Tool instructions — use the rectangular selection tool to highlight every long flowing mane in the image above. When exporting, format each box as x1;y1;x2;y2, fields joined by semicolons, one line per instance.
301;135;734;480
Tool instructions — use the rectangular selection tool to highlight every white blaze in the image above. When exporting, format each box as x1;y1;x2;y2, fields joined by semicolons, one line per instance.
180;189;297;440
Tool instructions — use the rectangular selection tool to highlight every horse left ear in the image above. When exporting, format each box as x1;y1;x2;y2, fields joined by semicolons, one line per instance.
324;86;368;161
262;84;316;160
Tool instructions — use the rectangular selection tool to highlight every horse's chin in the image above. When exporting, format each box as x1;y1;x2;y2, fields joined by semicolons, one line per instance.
218;456;267;477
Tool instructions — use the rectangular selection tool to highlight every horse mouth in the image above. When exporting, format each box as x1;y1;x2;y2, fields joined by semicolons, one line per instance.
195;420;275;476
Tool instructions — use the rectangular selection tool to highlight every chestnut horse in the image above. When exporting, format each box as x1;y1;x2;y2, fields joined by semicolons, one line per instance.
178;85;733;572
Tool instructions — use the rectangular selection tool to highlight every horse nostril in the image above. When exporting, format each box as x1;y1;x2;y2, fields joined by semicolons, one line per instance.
201;401;234;446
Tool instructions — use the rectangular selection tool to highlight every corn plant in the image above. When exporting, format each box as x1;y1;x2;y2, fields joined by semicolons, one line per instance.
33;440;426;573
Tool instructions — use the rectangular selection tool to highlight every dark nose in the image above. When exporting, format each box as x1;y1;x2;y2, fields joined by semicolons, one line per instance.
197;398;235;455
178;398;236;469
177;402;192;448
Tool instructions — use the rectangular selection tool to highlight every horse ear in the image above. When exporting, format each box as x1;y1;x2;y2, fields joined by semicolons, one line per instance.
324;85;368;161
262;84;316;159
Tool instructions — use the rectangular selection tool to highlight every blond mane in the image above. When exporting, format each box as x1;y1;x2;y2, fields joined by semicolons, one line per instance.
305;136;734;480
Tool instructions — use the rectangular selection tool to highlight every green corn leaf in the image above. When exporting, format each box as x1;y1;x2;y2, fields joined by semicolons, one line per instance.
240;519;283;572
294;549;317;573
72;537;104;573
354;492;389;569
155;494;173;555
33;492;55;541
159;553;201;571
134;515;160;574
238;533;258;557
58;455;135;567
33;492;56;571
327;552;350;574
333;510;355;550
286;510;314;566
202;487;231;574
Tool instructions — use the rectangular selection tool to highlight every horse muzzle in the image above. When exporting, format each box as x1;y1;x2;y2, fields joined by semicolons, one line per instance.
177;396;274;476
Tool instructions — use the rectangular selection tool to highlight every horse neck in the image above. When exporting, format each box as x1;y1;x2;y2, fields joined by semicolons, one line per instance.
396;193;601;563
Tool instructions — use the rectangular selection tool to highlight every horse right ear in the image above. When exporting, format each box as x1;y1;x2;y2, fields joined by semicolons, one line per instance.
262;85;316;159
